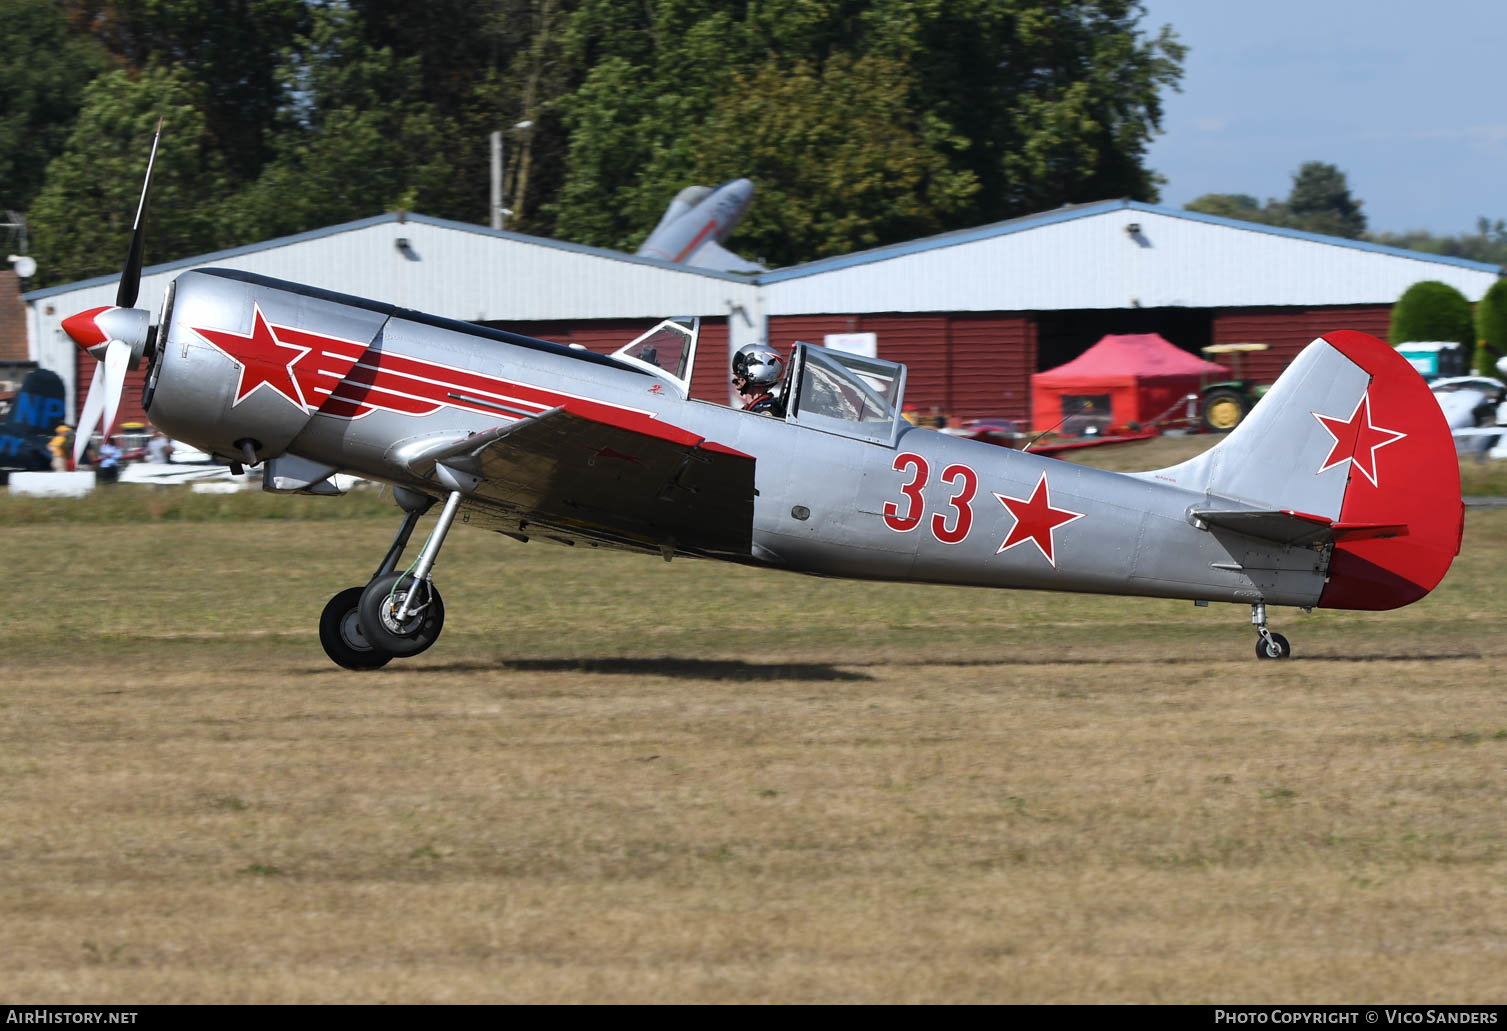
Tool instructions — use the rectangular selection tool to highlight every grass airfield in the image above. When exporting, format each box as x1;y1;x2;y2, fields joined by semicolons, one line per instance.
2;441;1504;1004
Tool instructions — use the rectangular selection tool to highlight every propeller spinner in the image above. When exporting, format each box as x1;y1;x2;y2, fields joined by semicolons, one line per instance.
62;118;162;465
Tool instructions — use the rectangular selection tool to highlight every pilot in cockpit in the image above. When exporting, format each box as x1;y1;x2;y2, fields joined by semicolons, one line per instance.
731;342;787;416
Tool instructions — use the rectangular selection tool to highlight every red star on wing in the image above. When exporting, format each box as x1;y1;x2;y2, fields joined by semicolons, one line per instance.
1311;391;1406;488
192;303;312;411
992;472;1085;567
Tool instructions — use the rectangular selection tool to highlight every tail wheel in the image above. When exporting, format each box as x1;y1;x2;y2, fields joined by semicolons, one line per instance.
319;587;393;670
1255;631;1291;660
1202;388;1250;432
359;571;445;656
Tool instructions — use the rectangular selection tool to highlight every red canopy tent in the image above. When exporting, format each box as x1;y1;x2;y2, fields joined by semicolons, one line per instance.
1030;333;1229;434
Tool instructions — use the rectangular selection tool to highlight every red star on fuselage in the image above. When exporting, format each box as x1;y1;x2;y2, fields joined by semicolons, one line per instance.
1311;391;1406;487
992;472;1085;567
192;304;312;411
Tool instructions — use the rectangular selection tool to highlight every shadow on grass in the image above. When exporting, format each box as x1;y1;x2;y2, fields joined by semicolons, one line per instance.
390;656;877;682
864;652;1486;667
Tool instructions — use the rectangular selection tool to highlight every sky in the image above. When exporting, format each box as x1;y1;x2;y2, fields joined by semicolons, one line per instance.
1135;0;1506;237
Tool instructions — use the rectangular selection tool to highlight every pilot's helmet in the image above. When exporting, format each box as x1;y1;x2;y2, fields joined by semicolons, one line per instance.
732;343;784;390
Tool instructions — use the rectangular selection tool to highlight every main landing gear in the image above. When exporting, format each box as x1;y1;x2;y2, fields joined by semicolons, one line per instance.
1251;602;1291;660
318;488;461;670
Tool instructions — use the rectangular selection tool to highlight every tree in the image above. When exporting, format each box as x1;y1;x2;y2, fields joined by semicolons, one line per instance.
1388;281;1474;352
225;4;459;243
552;0;1184;261
57;0;309;182
345;0;578;230
28;65;230;287
1367;218;1507;266
1279;161;1366;238
1473;278;1507;375
0;0;110;213
1184;162;1365;239
1184;194;1269;224
686;55;979;264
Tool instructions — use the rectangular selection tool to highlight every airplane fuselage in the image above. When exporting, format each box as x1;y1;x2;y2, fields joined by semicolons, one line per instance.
147;269;1326;609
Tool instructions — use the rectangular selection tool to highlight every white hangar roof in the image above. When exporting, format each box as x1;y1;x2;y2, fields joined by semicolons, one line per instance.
22;213;761;392
24;212;759;321
759;200;1503;315
25;201;1503;385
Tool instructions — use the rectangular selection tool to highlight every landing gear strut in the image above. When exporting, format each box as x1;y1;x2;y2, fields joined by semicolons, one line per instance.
1251;602;1291;660
318;488;463;670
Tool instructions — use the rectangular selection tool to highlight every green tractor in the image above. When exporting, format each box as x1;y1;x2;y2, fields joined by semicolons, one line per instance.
1198;342;1271;433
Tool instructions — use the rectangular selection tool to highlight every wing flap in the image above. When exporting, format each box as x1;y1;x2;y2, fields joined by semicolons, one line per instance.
1194;507;1408;548
417;406;755;557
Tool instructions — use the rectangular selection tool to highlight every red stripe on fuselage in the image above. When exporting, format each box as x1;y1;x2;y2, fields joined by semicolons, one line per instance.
673;220;719;262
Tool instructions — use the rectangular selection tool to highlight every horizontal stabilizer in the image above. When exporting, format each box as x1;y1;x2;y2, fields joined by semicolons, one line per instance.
1194;507;1408;548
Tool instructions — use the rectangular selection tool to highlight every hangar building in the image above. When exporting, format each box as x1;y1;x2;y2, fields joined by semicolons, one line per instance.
21;200;1502;428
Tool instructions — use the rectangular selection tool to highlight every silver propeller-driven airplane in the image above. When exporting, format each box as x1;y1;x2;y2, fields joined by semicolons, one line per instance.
66;128;1464;668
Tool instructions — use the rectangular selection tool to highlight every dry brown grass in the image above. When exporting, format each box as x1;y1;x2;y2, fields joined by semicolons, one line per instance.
2;473;1504;1003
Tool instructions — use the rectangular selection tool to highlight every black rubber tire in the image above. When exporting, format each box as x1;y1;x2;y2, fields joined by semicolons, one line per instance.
319;587;393;670
1202;388;1250;433
1255;631;1291;660
359;572;445;656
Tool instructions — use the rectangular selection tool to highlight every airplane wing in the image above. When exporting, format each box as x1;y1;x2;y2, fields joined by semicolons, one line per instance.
686;240;766;274
403;407;755;558
1192;507;1408;548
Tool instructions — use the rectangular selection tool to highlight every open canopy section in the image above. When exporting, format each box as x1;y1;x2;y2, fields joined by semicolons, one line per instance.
611;317;700;398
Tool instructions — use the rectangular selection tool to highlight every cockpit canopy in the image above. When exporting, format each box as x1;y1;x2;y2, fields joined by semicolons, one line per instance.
784;342;908;446
612;317;698;396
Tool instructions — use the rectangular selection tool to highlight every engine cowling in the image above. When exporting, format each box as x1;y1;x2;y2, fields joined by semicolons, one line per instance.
146;270;389;463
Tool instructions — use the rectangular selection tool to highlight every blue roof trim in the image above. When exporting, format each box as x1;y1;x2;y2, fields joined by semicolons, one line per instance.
394;212;759;283
755;201;1127;282
23;212;757;300
22;214;404;300
25;200;1501;302
1136;201;1504;274
756;198;1504;281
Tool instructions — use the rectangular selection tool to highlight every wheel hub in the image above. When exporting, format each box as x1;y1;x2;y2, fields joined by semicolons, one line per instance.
377;585;429;636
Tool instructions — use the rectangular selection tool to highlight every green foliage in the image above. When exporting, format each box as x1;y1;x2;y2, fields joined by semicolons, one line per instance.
1185;194;1269;224
553;0;1184;265
0;483;396;526
57;0;310;181
21;0;1185;277
1368;218;1507;266
1472;278;1507;374
1184;162;1365;238
1279;161;1366;238
689;55;979;261
27;65;231;286
0;0;110;213
224;4;458;242
1388;281;1474;351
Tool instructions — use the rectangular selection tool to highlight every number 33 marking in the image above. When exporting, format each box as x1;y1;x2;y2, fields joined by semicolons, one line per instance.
882;452;977;544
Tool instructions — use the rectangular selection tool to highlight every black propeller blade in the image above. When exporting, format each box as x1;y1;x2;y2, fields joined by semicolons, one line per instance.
117;116;163;309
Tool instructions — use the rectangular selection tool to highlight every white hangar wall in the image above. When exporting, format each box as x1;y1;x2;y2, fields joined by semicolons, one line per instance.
26;214;760;419
759;201;1501;315
26;201;1502;423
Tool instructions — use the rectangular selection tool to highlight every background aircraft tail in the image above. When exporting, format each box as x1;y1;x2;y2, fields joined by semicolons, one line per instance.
1143;331;1462;610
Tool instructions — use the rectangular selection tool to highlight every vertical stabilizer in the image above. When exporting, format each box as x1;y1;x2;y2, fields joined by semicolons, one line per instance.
1142;332;1462;609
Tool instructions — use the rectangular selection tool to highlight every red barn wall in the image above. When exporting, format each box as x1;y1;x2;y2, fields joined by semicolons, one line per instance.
1;271;28;362
1211;305;1392;383
75;351;150;431
492;317;732;404
770;312;1037;424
